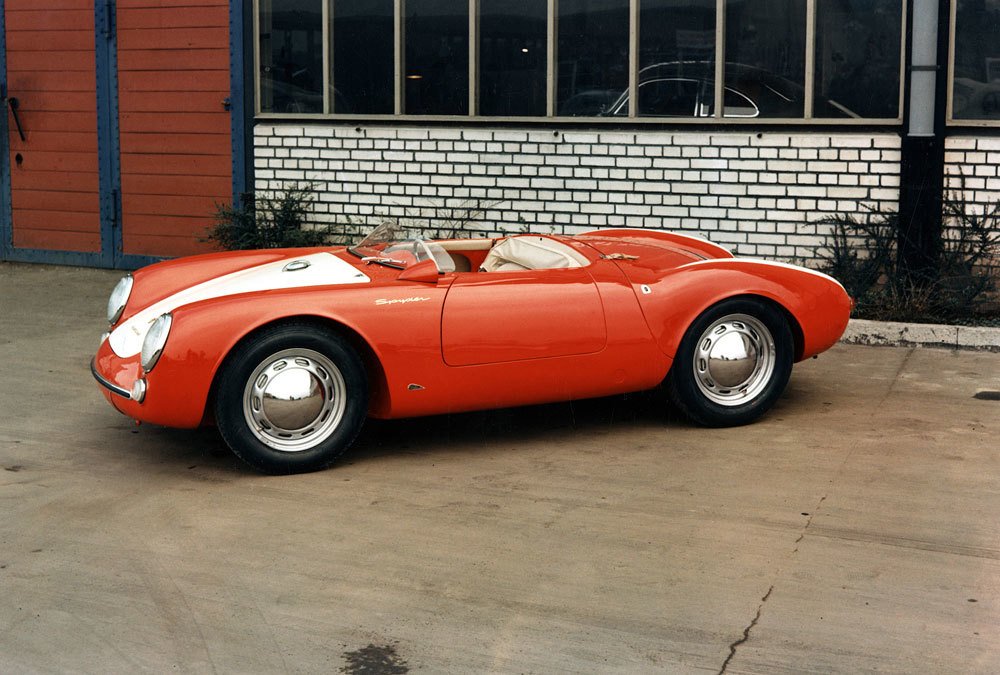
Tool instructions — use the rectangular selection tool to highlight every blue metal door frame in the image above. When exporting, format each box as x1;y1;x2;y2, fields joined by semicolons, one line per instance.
0;0;249;270
230;0;253;208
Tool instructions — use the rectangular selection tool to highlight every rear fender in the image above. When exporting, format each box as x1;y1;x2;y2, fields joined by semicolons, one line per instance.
637;259;851;361
583;228;735;259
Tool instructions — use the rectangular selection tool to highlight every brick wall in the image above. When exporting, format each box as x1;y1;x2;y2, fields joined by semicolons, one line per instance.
944;136;1000;209
253;124;902;264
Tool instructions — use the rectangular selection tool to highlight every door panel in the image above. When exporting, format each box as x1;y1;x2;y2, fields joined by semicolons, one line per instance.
116;0;232;258
5;0;101;253
441;268;607;366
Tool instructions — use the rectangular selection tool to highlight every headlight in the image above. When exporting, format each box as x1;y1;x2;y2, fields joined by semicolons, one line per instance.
141;313;172;373
107;274;133;324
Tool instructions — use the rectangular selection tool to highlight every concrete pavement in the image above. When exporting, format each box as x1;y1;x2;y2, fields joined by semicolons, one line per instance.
1;262;999;673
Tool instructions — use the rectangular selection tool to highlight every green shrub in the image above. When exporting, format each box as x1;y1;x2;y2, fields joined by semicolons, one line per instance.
206;183;342;250
817;190;999;323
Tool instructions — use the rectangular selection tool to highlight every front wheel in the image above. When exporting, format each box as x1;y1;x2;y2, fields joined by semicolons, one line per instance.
214;323;368;474
666;298;793;427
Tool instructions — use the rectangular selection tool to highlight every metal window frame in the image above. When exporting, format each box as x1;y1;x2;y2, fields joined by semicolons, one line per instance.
547;0;557;116
629;0;638;119
395;0;404;114
945;0;1000;127
324;0;332;113
469;0;478;116
252;0;907;126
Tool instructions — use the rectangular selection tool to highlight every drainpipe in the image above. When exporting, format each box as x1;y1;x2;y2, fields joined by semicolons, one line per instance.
897;0;950;284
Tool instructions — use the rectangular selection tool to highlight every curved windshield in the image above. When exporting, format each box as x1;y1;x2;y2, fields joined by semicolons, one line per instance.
348;221;456;272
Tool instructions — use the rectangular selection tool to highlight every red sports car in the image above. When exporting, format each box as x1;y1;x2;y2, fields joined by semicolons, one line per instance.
92;224;851;474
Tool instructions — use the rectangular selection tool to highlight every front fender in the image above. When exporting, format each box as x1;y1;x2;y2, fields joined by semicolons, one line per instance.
106;283;437;428
636;259;851;361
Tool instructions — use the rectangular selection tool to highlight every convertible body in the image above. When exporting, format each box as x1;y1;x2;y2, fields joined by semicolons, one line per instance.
93;226;850;473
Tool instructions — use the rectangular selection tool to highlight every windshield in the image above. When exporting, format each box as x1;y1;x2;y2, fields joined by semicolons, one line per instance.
348;221;456;272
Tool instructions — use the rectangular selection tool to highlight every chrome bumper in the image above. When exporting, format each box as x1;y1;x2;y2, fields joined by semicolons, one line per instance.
91;357;132;400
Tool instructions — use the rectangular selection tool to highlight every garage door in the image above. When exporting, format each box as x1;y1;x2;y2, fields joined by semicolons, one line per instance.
2;0;103;260
1;0;236;267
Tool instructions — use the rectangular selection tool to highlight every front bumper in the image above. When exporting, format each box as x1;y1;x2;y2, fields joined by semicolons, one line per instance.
91;337;211;429
91;356;132;400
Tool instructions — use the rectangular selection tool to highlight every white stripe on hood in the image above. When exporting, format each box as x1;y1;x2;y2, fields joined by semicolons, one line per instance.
109;252;370;358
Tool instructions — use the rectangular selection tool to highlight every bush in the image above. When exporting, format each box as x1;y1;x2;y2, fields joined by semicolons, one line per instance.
817;190;1000;323
206;184;342;250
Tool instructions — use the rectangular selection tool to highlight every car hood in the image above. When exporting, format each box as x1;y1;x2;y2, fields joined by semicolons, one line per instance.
109;248;370;358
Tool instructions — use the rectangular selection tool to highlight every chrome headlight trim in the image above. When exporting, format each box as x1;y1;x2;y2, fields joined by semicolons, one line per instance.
107;274;133;324
140;313;172;373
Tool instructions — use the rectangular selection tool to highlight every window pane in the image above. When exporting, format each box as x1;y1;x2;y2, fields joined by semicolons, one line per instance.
258;0;324;113
479;0;547;116
557;0;629;116
405;0;469;115
724;0;805;118
334;0;394;114
953;0;1000;120
814;0;901;119
637;0;715;118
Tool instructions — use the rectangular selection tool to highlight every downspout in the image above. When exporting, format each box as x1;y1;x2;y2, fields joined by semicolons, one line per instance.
897;0;950;284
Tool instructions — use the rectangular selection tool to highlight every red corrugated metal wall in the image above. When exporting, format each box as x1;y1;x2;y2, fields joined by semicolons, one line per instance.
116;0;232;257
5;0;102;253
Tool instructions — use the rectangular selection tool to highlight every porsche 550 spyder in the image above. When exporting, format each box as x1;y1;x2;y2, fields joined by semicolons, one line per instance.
92;223;851;474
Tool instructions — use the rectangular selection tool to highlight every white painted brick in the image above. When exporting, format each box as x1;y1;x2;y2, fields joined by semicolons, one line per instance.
791;136;829;148
636;132;673;146
830;136;872;148
652;206;688;217
712;134;752;147
873;136;901;149
652;157;690;170
709;184;748;196
766;210;805;223
692;158;727;170
788;185;826;198
755;134;790;147
396;129;430;140
670;134;709;146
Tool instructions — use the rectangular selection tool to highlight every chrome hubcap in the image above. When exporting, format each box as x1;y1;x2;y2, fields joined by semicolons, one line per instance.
243;348;347;452
693;314;775;406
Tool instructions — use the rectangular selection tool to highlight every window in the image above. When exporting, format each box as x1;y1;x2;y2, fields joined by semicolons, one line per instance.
405;0;469;115
258;0;324;114
814;0;902;119
638;0;715;118
479;0;547;116
255;0;905;122
333;0;394;114
951;0;1000;121
557;0;629;116
725;0;805;119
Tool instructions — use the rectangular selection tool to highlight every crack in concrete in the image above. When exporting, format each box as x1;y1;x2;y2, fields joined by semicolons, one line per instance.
878;346;915;407
718;493;826;673
718;585;774;675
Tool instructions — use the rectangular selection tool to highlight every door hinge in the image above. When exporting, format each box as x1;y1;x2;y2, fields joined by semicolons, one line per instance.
110;189;120;229
103;0;116;39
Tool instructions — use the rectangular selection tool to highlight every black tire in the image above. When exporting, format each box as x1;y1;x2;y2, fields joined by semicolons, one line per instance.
214;323;368;474
666;297;793;427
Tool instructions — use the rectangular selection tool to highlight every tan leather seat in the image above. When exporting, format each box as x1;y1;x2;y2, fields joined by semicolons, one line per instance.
480;236;588;272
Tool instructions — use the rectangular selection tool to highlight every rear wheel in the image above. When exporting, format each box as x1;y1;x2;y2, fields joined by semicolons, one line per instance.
214;323;368;474
667;297;793;427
